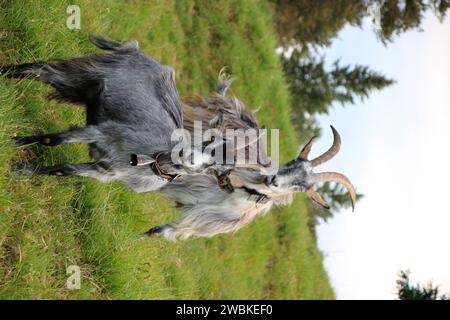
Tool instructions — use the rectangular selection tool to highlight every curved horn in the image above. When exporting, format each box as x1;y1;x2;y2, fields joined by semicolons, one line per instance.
298;136;317;160
306;187;330;209
314;172;356;211
310;126;341;167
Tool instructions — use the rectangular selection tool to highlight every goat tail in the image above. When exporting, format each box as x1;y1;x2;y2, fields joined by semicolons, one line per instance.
88;34;139;52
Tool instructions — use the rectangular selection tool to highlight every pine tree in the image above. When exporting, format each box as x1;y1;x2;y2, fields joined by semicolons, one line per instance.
374;0;450;44
272;0;366;47
282;52;395;115
272;0;450;47
396;270;448;300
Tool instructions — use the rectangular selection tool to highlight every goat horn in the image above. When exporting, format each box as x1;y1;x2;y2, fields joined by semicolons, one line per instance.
314;172;356;211
306;187;330;209
310;125;341;167
298;136;317;160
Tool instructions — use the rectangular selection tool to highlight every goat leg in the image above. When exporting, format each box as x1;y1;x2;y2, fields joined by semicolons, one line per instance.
11;162;114;181
13;126;101;146
0;62;47;79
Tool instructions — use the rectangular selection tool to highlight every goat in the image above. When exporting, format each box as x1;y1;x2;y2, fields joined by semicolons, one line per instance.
3;35;356;240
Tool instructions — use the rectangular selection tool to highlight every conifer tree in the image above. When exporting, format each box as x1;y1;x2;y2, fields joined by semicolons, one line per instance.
272;0;450;47
396;270;448;300
282;52;395;115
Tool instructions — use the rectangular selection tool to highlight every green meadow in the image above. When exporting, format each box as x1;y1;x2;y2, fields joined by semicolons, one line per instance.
0;0;334;299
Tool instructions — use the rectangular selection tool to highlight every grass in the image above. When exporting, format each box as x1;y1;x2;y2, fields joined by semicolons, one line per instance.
0;0;334;299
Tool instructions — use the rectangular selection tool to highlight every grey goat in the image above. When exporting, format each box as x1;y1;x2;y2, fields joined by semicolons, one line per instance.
3;36;356;240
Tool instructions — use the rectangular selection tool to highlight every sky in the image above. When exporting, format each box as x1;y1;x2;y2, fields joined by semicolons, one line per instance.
313;13;450;299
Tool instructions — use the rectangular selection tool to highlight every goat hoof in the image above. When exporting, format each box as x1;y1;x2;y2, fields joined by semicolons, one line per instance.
12;136;34;145
40;136;61;146
141;226;163;238
11;163;35;176
12;135;59;146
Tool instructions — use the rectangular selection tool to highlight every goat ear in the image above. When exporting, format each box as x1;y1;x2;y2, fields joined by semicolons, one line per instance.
130;154;155;166
306;187;330;209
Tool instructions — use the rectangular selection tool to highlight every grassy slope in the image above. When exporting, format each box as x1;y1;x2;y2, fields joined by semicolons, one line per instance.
0;0;334;299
